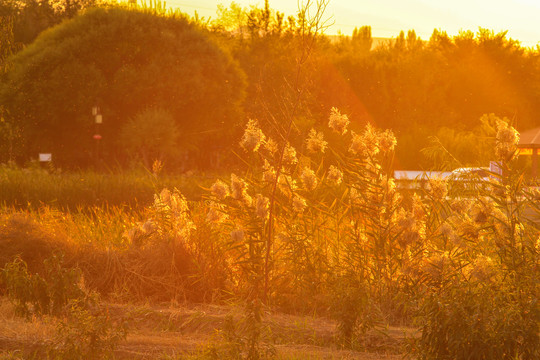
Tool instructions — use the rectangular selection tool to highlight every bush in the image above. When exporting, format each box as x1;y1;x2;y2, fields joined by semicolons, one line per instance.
119;108;180;170
48;300;127;360
1;254;127;359
1;253;91;317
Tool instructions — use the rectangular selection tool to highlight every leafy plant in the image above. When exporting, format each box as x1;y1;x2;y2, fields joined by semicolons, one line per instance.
1;253;128;359
329;275;379;348
0;5;246;167
197;314;276;360
48;300;128;360
1;256;36;317
2;253;93;317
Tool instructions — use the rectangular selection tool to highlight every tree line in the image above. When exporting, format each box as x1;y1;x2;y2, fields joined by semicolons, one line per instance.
1;0;539;169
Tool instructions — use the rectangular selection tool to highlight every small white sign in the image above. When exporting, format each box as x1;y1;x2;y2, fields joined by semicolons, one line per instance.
39;153;52;162
95;114;102;124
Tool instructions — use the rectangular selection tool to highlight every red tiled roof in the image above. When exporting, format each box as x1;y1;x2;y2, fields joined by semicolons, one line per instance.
518;127;540;147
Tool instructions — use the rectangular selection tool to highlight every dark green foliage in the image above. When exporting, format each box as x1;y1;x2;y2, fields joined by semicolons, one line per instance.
211;3;540;170
200;313;276;360
1;256;36;317
0;16;22;163
119;107;180;169
3;2;540;170
211;1;323;143
43;253;88;315
0;0;101;45
0;6;246;167
421;113;502;170
0;15;20;68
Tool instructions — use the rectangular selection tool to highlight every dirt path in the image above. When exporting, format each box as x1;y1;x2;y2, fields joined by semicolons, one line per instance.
0;299;417;359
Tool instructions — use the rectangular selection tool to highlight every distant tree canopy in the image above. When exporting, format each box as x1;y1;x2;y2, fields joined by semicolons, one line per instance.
317;28;540;168
0;6;246;167
210;3;540;169
0;0;101;45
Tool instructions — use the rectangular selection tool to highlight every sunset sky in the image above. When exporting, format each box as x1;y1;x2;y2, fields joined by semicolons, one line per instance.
166;0;540;47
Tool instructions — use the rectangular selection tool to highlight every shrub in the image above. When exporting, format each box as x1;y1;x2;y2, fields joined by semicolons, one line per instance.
48;300;127;360
413;279;539;360
119;108;180;170
1;253;91;317
1;254;127;359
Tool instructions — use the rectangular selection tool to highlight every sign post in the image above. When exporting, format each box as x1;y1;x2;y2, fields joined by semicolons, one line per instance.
39;153;52;162
39;153;52;169
92;106;102;166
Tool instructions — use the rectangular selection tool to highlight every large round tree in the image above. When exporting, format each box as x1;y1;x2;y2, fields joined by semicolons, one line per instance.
0;6;246;167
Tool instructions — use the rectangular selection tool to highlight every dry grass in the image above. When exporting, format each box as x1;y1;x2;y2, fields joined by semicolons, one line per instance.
0;298;55;356
0;209;218;304
0;212;72;273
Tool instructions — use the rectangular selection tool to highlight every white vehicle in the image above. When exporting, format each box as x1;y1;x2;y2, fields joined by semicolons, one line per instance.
448;167;495;193
449;167;491;181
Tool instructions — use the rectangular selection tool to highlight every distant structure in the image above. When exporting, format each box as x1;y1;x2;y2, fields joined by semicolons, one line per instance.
518;126;540;179
326;35;392;49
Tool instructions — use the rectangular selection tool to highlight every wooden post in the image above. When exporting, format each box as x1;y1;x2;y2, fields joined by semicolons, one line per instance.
532;147;538;179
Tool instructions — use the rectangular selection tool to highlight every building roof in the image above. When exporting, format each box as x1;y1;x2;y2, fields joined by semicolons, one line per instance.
518;127;540;147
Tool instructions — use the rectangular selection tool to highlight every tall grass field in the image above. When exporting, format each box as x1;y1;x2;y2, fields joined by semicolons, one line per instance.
0;110;538;359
